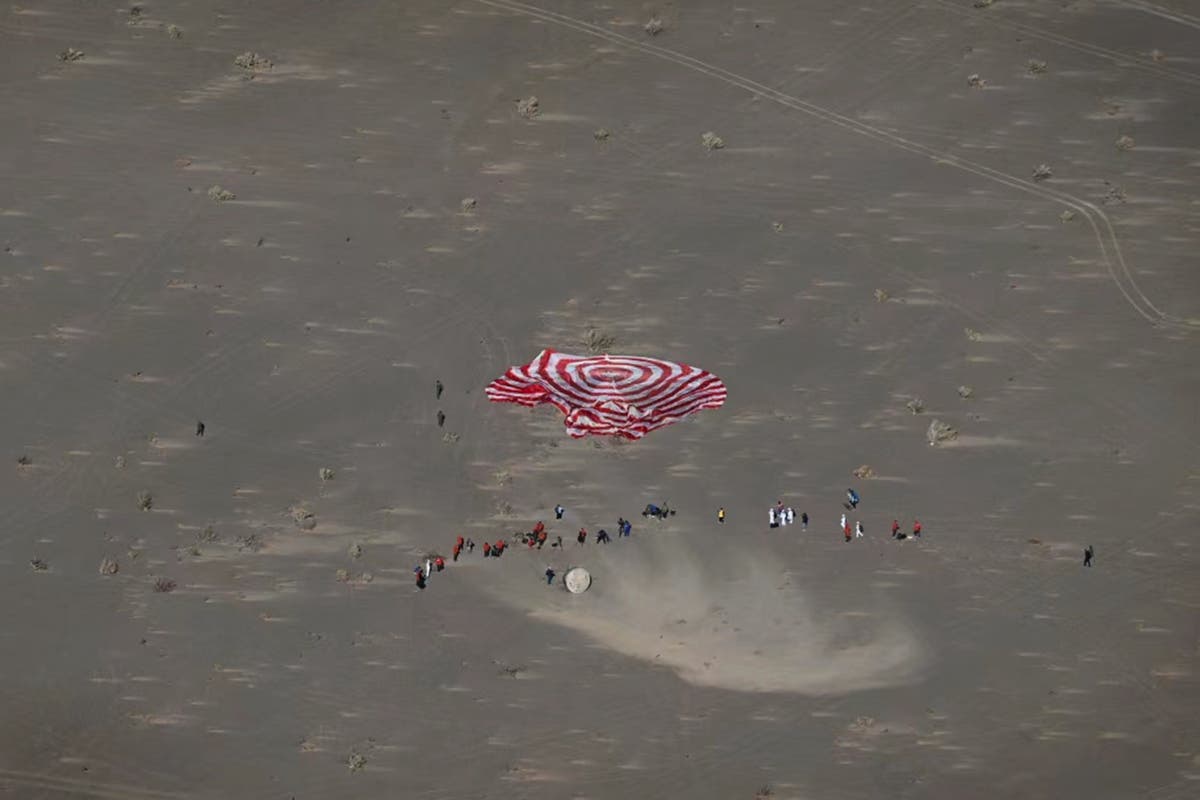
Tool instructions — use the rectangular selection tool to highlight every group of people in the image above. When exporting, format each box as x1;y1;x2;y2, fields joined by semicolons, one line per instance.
414;505;643;589
767;503;806;529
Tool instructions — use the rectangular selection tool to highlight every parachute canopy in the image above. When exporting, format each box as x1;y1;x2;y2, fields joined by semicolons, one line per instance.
485;349;727;439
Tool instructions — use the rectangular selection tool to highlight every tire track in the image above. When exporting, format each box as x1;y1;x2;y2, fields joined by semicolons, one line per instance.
475;0;1195;333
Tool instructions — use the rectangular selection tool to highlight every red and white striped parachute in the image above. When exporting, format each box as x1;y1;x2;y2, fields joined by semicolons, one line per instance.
485;349;727;439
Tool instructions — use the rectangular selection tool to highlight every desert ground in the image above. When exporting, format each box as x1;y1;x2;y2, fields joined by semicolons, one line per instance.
2;1;1198;797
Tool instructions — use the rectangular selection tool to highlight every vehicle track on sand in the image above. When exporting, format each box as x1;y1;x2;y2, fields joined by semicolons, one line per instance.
474;0;1197;334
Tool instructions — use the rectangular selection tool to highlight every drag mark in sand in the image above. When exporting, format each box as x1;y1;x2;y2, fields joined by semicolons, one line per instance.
474;0;1196;333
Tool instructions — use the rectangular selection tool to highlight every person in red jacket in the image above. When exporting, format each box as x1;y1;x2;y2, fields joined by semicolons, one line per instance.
482;541;491;557
912;520;922;537
434;556;445;572
843;522;852;543
452;543;461;562
532;521;545;536
537;529;548;549
494;539;506;556
577;528;587;545
891;520;900;539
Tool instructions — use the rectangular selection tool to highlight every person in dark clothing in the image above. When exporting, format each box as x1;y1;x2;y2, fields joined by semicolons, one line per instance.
195;420;205;437
577;528;587;545
622;519;632;537
466;539;475;553
596;529;610;544
847;488;860;509
482;541;491;557
1084;546;1094;567
415;569;426;590
545;567;556;585
801;511;808;531
555;504;565;520
437;410;446;427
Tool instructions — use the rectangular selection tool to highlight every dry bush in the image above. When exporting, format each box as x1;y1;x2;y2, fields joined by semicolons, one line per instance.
1059;210;1076;223
1032;164;1053;181
137;490;153;511
1026;59;1047;74
852;464;875;479
967;73;985;88
874;288;890;303
198;525;220;543
166;24;182;39
927;419;958;446
30;559;48;572
319;467;335;482
645;17;664;36
957;385;974;399
516;96;539;118
290;507;316;530
700;131;725;150
1115;135;1135;151
153;577;177;593
964;327;982;342
905;398;924;414
59;48;85;62
348;543;363;559
207;185;236;202
99;558;119;575
233;51;272;71
593;128;611;141
583;327;616;354
347;752;367;771
460;197;477;213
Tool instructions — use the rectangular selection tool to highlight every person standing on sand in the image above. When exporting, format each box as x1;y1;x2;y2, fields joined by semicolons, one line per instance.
434;556;445;572
891;520;900;539
555;504;565;520
415;570;426;590
537;529;548;549
545;567;556;585
466;538;475;553
718;507;726;524
424;558;433;578
786;507;795;526
769;508;777;528
1084;545;1094;567
553;535;563;549
597;529;610;544
801;511;808;531
482;541;491;557
844;522;852;542
855;521;864;539
623;519;631;537
577;528;587;545
452;543;461;562
195;420;205;437
840;512;847;531
847;488;860;509
912;520;922;538
494;539;506;557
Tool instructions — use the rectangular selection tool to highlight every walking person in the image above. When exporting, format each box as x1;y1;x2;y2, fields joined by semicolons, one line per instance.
622;519;631;537
577;528;587;545
855;521;864;539
840;512;847;531
555;504;565;520
1084;545;1094;567
596;529;610;544
843;522;852;543
801;511;808;531
912;519;922;538
545;567;556;585
482;541;491;558
717;507;726;524
891;519;900;539
466;538;475;553
847;488;860;509
770;508;778;528
195;420;205;437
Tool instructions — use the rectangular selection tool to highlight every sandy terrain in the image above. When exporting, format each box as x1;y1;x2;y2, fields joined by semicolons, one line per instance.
2;1;1198;797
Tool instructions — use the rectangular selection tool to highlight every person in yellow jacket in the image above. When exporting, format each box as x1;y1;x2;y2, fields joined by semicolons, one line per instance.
717;507;726;524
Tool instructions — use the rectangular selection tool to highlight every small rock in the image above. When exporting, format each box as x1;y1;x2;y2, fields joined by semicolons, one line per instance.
1032;164;1053;181
319;467;335;482
852;464;875;479
1115;135;1135;151
1059;210;1076;223
16;454;31;466
771;221;783;232
516;96;539;118
1150;49;1165;62
137;490;153;511
957;385;974;399
593;128;611;141
700;131;725;150
207;185;236;202
644;17;664;36
347;752;367;771
99;558;119;576
59;48;85;63
966;73;986;88
1026;59;1047;75
30;559;49;572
